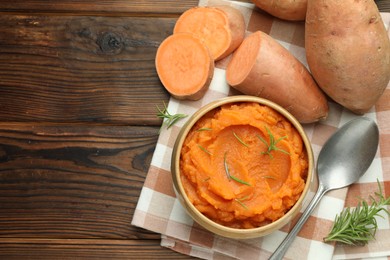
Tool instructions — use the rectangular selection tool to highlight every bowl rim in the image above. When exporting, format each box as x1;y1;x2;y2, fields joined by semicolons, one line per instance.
171;95;314;238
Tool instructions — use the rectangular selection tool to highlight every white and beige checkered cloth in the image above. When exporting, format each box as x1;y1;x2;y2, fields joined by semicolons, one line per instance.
132;0;390;259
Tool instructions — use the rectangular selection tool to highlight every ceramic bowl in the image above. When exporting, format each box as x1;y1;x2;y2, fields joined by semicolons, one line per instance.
171;95;314;239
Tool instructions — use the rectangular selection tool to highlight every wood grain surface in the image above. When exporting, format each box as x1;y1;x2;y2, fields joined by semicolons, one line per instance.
0;0;388;259
0;0;199;15
0;239;192;259
0;14;173;125
0;124;157;238
376;0;390;11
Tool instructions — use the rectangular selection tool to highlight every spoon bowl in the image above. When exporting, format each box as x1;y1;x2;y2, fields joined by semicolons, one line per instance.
270;117;379;260
317;117;379;191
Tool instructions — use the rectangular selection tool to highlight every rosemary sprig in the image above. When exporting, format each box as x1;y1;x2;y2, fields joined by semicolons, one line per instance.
233;131;249;147
230;175;251;186
196;127;212;132
223;152;251;186
223;152;230;179
156;102;187;131
198;144;212;155
235;196;250;210
257;127;289;158
262;175;277;180
324;180;390;246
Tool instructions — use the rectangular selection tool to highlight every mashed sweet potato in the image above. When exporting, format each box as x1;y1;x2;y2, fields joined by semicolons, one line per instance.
180;102;308;229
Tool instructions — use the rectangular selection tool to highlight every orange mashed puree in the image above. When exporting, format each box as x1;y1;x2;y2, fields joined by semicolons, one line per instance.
180;102;308;229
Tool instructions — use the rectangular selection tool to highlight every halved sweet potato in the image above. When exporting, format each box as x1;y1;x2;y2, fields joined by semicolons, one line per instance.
226;31;329;123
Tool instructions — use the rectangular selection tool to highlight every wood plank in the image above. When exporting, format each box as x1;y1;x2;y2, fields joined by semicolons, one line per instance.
376;0;390;12
0;15;172;124
0;0;387;15
0;123;161;239
0;0;199;16
0;238;194;259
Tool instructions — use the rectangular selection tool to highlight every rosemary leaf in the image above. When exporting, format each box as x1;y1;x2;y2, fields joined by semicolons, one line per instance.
324;180;390;245
156;102;187;131
223;152;251;186
196;127;212;132
223;152;230;180
233;132;249;147
262;175;277;180
257;126;289;158
198;144;212;155
230;175;251;186
235;198;249;210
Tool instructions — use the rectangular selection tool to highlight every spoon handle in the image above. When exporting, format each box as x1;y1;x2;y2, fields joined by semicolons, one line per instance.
269;184;328;260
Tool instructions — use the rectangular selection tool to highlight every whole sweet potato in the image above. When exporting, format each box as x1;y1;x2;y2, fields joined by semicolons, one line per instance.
305;0;390;114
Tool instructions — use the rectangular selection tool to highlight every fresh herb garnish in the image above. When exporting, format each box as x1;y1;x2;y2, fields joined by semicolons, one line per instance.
257;127;289;158
196;127;212;132
223;152;230;179
230;175;251;186
324;180;390;245
235;196;250;210
262;175;277;180
223;152;251;186
233;131;249;147
198;144;212;155
156;102;187;131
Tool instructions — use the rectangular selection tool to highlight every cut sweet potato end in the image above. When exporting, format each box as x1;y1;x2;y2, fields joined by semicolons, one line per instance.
226;32;260;86
155;33;214;100
174;7;232;61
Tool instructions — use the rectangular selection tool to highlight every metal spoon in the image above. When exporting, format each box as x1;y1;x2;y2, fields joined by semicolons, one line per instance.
269;117;379;260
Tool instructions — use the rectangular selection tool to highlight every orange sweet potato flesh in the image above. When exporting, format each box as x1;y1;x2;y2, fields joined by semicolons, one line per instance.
226;31;328;123
180;102;308;229
155;33;214;100
252;0;307;21
305;0;390;114
174;5;245;61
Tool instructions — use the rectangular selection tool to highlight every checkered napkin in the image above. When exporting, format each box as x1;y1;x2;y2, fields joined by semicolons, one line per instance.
132;0;390;259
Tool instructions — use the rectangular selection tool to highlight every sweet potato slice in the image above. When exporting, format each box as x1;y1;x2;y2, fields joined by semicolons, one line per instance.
226;31;328;123
173;5;245;61
155;33;214;100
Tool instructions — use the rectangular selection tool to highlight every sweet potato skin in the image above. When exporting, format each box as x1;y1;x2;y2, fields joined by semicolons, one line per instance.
226;31;329;124
213;5;246;60
251;0;307;21
174;5;245;61
305;0;390;114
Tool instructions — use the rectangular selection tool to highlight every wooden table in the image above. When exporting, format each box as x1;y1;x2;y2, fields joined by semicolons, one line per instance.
0;0;389;258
